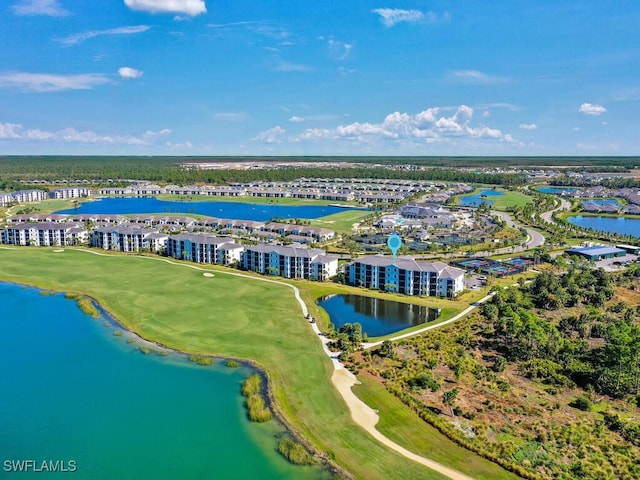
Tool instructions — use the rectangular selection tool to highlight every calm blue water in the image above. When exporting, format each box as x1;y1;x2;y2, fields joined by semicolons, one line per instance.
459;189;503;207
536;187;582;195
581;199;622;206
568;216;640;238
0;283;328;480
57;197;355;221
318;294;439;338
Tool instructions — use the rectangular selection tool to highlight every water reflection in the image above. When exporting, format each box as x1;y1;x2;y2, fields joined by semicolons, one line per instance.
318;294;440;337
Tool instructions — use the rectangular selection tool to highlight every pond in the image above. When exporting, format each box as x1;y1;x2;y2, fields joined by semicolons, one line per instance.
458;189;503;207
56;197;358;221
317;294;440;337
567;215;640;238
536;186;582;195
0;282;328;480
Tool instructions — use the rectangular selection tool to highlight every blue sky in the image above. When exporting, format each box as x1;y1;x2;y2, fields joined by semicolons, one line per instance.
1;0;639;156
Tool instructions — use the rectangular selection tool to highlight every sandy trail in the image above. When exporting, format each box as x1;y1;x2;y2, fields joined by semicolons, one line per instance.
331;368;476;480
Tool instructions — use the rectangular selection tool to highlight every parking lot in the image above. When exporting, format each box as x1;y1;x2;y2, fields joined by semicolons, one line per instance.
595;254;638;272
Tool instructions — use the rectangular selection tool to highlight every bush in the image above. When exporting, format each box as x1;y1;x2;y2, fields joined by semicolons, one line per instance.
569;396;593;411
241;374;272;423
278;438;315;465
76;297;100;318
242;374;261;397
189;354;213;366
225;359;240;368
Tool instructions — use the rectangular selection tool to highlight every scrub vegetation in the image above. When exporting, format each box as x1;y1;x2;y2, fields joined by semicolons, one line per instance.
242;374;272;423
345;264;640;480
278;437;315;465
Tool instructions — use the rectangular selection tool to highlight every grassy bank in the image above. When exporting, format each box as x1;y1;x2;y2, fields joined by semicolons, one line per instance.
0;247;454;480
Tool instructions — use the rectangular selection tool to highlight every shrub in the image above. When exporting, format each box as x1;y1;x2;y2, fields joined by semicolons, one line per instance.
241;374;272;423
569;396;593;411
76;297;100;318
189;354;213;366
225;359;240;368
278;438;314;465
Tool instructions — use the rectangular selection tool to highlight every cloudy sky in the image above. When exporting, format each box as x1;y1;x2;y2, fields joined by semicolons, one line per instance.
1;0;638;155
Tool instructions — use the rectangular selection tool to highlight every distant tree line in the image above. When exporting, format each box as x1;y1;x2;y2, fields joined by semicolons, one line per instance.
0;156;526;185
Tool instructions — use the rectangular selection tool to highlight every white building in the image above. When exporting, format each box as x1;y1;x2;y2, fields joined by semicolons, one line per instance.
2;222;88;247
52;187;92;199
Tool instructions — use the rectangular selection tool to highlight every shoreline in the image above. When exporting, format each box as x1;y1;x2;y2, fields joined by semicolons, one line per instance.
0;247;482;480
0;279;343;479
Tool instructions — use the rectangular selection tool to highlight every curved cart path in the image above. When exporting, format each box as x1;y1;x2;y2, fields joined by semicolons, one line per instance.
33;247;476;480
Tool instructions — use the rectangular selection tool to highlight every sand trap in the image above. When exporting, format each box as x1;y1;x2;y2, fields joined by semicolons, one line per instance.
202;272;215;277
53;249;65;253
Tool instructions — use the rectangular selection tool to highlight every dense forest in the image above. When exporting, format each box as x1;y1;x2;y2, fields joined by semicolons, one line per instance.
0;156;527;186
345;264;640;479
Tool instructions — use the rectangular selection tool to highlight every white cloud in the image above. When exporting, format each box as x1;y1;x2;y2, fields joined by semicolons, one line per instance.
255;105;519;148
373;8;424;27
579;103;607;116
57;25;150;46
253;126;286;143
519;123;537;130
272;60;312;72
124;0;206;16
0;72;111;92
213;112;247;122
289;116;305;123
11;0;69;16
118;67;143;79
327;38;353;60
0;121;170;145
451;70;508;84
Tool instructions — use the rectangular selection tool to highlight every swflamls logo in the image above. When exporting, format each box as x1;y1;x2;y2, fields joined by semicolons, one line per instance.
3;460;77;473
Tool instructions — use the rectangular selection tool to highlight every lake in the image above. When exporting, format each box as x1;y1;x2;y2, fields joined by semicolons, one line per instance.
56;197;357;221
536;186;582;195
568;215;640;238
317;294;439;337
0;283;328;480
459;189;503;207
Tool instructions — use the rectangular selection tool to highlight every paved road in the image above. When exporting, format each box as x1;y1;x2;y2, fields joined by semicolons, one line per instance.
540;198;572;224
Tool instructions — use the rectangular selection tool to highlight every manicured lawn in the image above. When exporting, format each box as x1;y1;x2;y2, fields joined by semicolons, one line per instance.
455;188;533;212
352;376;519;480
0;247;454;480
489;190;533;211
309;209;372;233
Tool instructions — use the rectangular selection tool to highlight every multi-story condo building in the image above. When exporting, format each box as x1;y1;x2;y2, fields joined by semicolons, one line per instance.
242;244;338;280
262;222;335;242
166;233;243;265
52;187;92;199
347;255;465;298
91;226;167;253
2;222;88;247
0;189;48;206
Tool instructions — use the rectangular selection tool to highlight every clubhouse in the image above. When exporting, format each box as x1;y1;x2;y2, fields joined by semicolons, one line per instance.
347;255;465;298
